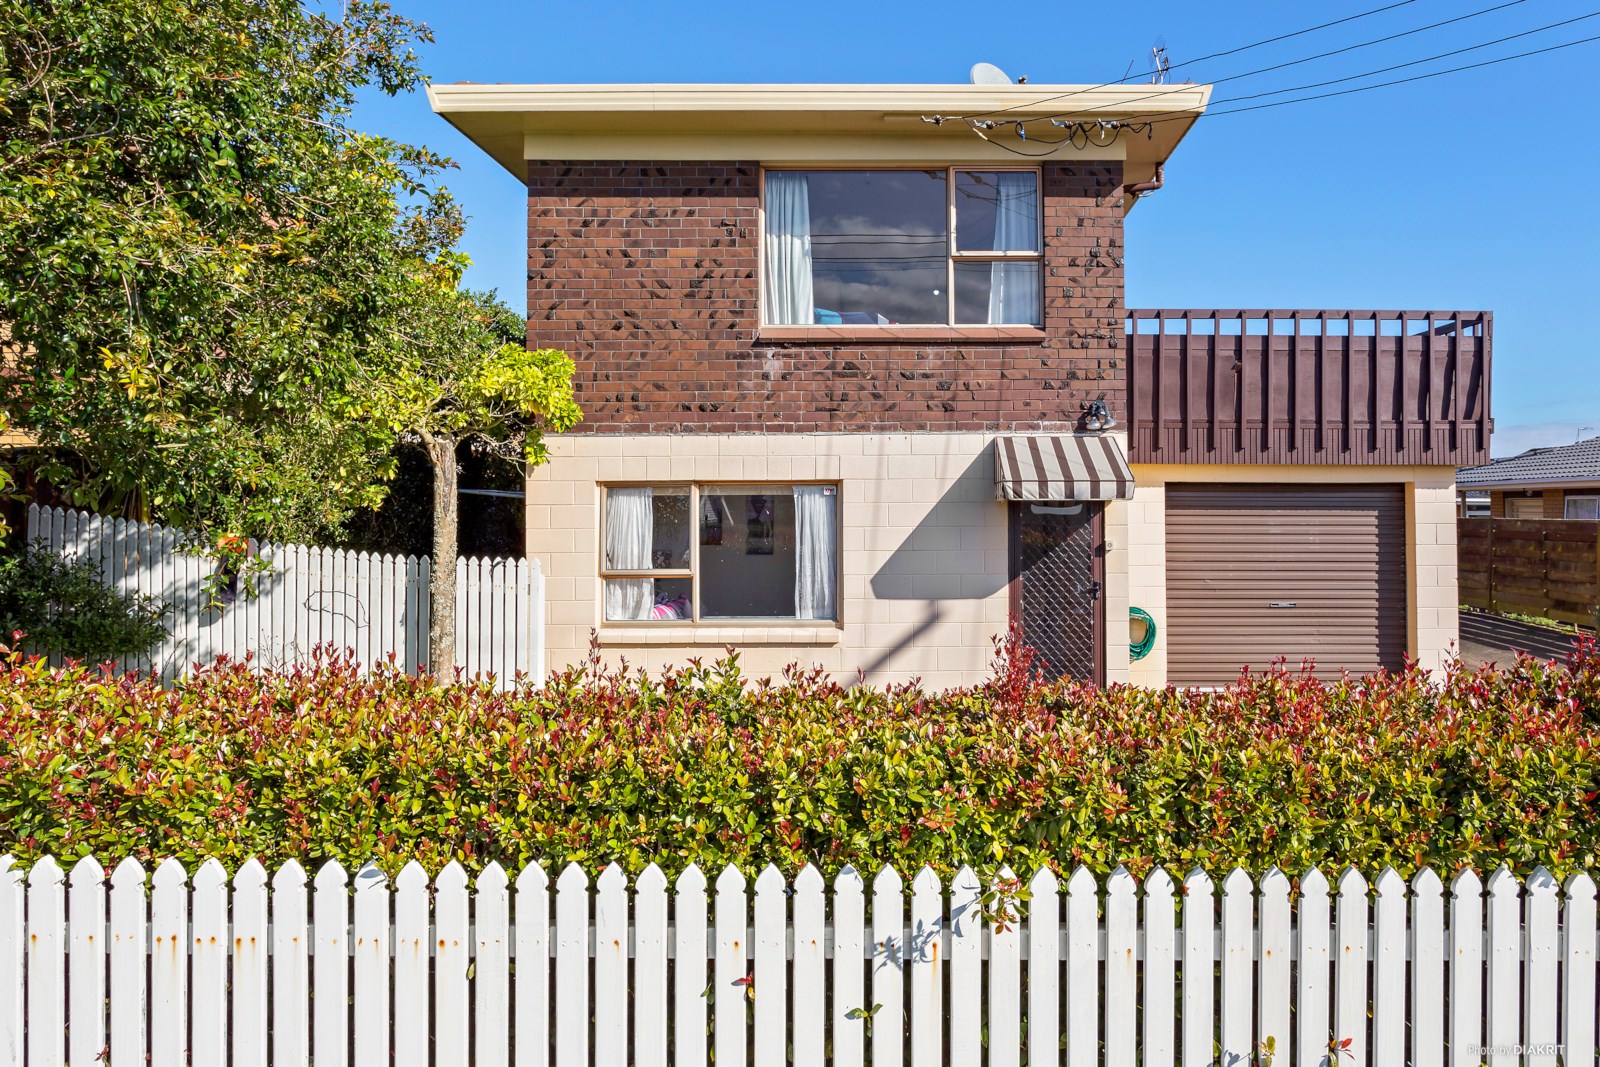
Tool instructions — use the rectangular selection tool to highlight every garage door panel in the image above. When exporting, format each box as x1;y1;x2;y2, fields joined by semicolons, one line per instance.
1165;485;1407;686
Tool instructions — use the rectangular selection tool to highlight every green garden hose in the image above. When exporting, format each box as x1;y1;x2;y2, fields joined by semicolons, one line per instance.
1130;607;1156;661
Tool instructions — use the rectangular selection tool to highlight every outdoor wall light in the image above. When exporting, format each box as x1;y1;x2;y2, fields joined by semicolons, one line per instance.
1082;398;1117;432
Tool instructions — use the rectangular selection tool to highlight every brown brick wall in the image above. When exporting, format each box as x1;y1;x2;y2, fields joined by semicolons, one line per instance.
526;161;1126;433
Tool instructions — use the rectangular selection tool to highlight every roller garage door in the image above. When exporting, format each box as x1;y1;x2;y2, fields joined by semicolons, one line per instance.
1165;485;1406;685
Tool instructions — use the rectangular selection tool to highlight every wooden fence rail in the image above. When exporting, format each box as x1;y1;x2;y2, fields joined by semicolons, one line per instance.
2;855;1596;1067
1459;517;1600;628
23;504;544;688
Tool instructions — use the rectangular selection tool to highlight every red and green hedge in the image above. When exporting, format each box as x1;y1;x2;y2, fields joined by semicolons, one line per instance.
2;636;1598;877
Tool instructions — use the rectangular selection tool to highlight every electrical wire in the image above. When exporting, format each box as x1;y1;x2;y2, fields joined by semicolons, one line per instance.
960;0;1530;126
1204;8;1600;107
967;29;1600;157
962;0;1426;120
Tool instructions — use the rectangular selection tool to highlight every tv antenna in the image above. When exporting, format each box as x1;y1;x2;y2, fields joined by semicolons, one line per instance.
1150;36;1170;85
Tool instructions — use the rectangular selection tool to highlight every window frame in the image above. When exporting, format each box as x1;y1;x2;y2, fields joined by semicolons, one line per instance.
598;481;843;626
1564;494;1600;521
758;165;1044;328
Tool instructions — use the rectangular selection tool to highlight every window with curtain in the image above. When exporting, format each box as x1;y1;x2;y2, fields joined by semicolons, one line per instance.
762;168;1041;326
600;484;839;622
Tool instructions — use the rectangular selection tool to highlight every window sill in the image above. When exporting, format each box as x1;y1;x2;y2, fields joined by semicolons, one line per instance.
757;325;1046;345
597;625;843;647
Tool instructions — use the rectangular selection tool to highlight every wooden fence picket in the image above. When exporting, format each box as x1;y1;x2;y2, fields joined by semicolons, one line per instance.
947;866;982;1067
832;866;868;1066
67;857;107;1067
435;862;471;1067
24;505;543;687
673;865;709;1067
791;865;826;1067
594;864;629;1067
634;864;669;1067
9;855;1600;1066
0;858;21;1067
988;867;1023;1067
474;863;512;1067
25;857;64;1067
191;859;229;1067
272;860;310;1067
313;861;350;1067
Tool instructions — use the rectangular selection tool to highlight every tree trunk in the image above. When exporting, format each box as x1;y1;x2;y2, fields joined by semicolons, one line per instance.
425;433;459;677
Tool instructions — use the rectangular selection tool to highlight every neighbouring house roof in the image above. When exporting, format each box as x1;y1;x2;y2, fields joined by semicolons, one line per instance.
1457;434;1600;488
427;82;1211;200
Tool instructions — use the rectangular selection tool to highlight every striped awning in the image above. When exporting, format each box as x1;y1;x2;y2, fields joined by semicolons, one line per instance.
993;434;1135;502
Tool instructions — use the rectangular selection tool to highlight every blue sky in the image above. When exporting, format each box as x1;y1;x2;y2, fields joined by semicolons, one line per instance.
353;0;1600;456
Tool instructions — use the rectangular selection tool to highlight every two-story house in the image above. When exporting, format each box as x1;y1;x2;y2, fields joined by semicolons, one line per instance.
431;82;1488;688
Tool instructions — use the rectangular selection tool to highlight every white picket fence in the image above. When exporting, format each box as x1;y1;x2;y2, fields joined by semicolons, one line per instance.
1;856;1595;1067
23;504;543;688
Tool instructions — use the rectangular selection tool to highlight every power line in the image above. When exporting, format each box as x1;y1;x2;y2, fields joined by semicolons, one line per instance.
1206;8;1600;107
969;28;1600;157
963;0;1426;121
966;0;1529;127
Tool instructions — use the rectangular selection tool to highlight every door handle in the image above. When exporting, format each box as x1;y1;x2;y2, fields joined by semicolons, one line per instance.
1268;601;1298;608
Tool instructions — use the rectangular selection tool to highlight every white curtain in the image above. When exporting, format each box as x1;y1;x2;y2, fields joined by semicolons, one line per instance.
988;172;1041;325
763;173;814;325
603;487;654;621
793;486;836;620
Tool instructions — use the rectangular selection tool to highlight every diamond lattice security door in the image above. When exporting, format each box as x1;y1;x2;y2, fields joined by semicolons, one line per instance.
1014;502;1102;682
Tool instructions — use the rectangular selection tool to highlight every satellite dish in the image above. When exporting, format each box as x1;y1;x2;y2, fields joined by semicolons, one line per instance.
970;62;1013;86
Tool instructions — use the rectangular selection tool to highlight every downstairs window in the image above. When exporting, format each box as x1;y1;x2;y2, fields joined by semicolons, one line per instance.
601;484;839;622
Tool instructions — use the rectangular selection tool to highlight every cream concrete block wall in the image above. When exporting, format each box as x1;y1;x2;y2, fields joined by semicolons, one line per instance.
526;432;1133;688
1124;464;1461;686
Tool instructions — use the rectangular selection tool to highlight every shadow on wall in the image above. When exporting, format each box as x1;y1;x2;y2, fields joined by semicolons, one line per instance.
855;449;1007;681
868;450;1007;602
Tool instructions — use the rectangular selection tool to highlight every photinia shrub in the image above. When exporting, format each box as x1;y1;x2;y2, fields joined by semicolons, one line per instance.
1;634;1598;878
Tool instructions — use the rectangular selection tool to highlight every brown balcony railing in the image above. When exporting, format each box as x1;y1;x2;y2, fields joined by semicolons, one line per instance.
1126;309;1491;466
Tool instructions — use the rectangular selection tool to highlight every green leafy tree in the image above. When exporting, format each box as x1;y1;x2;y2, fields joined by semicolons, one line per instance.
0;0;449;544
353;259;579;675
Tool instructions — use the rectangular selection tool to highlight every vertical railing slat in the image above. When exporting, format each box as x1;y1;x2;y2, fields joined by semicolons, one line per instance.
1066;866;1099;1067
1257;867;1291;1064
148;858;188;1067
1028;868;1061;1067
753;865;788;1067
1335;868;1370;1066
1372;868;1408;1067
1524;867;1560;1067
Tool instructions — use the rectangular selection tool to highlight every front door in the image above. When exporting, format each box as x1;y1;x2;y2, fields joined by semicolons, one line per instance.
1010;501;1103;683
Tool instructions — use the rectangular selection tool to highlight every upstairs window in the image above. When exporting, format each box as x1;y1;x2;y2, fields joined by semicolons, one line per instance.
762;168;1041;327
